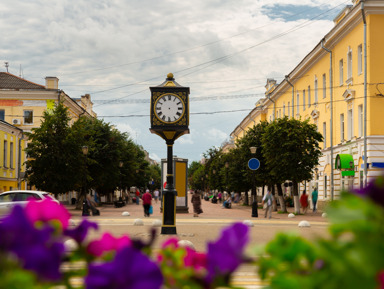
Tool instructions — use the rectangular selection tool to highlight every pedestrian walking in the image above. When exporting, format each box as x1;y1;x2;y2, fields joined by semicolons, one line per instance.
311;187;318;212
217;192;222;203
154;189;160;203
191;190;203;217
262;191;273;219
135;189;140;205
86;194;100;216
142;189;152;217
300;190;309;214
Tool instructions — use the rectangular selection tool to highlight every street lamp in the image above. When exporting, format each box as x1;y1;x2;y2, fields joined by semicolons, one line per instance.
81;146;89;216
250;146;258;218
225;162;229;193
119;161;123;199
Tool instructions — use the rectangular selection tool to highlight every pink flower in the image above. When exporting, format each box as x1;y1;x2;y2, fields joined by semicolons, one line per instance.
87;232;131;257
25;198;71;229
184;247;207;270
161;237;179;249
159;237;207;270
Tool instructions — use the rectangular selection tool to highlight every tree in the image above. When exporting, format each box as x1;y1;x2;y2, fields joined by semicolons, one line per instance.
24;103;82;196
188;161;204;190
147;163;161;191
235;121;277;208
261;117;323;213
71;117;143;207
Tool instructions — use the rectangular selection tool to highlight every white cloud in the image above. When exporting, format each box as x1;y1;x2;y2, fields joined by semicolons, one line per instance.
0;0;350;161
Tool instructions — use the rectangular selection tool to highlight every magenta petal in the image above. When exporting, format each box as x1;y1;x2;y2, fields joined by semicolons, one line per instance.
25;198;71;229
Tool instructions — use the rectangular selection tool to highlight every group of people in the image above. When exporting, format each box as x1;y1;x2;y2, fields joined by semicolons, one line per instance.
203;191;235;208
299;187;319;214
262;187;319;219
135;188;160;217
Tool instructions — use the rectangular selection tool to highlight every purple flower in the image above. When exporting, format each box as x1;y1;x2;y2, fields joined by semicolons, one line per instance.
206;222;249;283
354;175;384;207
0;205;65;281
85;246;163;289
64;219;98;244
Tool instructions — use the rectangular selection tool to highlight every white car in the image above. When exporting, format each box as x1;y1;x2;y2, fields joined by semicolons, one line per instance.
0;190;59;216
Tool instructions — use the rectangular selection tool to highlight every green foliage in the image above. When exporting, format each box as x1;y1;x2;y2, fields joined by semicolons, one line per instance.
24;103;82;196
188;161;204;190
257;193;384;289
261;117;323;186
25;103;152;199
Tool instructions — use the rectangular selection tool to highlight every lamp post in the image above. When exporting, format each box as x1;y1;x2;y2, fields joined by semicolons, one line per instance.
119;161;123;199
212;169;216;194
225;162;229;193
249;146;258;218
81;146;89;216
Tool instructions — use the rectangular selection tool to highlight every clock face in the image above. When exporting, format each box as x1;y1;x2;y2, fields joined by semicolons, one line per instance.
154;94;185;123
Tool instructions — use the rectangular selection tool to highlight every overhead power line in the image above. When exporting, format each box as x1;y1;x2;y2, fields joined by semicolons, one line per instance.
93;94;262;104
91;0;349;106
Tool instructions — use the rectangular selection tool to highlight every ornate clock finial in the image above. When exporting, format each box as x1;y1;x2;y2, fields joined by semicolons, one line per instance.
167;73;174;80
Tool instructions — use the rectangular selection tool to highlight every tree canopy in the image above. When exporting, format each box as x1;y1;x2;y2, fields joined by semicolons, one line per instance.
24;102;158;200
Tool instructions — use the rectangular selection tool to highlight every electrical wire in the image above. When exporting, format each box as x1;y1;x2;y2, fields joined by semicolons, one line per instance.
57;0;343;77
89;0;349;105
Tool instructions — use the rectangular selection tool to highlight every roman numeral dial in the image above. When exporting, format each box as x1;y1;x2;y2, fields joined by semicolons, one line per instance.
155;94;185;123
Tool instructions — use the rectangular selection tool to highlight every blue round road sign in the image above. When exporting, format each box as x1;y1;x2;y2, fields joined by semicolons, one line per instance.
248;158;260;170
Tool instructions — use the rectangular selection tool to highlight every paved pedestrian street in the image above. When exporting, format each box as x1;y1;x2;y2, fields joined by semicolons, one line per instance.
65;197;328;288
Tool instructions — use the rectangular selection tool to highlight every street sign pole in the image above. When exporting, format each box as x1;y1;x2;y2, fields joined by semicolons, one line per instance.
248;158;260;218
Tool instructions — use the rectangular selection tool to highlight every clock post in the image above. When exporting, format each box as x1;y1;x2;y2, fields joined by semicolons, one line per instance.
150;73;190;234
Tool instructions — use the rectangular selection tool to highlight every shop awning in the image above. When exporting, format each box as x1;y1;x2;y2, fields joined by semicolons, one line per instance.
335;154;355;177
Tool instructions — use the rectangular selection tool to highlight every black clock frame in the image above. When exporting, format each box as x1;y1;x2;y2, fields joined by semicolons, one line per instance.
149;74;190;235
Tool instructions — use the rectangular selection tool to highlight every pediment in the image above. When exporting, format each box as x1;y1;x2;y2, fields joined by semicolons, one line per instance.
311;109;319;120
342;89;355;101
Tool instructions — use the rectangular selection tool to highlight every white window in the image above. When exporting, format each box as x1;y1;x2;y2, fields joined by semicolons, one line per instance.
358;44;363;75
308;86;311;108
340;113;345;142
296;92;300;113
358;104;363;137
283;103;286;116
347;48;352;80
10;142;13;169
314;76;318;104
339;59;344;85
303;90;306;111
323;122;327;149
288;102;290;117
3;140;7;167
348;109;353;140
322;74;326;99
24;110;33;124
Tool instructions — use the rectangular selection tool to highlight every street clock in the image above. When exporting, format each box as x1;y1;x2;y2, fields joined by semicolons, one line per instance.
150;73;189;141
149;73;190;235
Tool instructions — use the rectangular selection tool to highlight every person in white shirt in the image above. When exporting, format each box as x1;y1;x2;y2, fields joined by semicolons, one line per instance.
262;191;273;219
153;189;160;203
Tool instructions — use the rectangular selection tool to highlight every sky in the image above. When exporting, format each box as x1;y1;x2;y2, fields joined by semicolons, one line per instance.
0;0;352;163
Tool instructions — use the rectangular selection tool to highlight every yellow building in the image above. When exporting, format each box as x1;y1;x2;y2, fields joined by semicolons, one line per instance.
0;120;26;192
230;0;384;205
0;72;97;192
0;72;96;133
